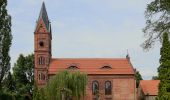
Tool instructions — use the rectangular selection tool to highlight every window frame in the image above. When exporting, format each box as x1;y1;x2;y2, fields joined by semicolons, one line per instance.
105;81;112;95
38;56;45;65
92;81;99;95
38;73;46;81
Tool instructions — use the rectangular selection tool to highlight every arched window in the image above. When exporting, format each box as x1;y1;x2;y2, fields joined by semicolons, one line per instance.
41;73;46;80
38;73;46;81
38;56;45;65
92;81;99;95
105;81;112;95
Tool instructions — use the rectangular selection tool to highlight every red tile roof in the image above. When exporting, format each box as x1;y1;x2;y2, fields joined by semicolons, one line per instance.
140;80;160;96
48;58;135;75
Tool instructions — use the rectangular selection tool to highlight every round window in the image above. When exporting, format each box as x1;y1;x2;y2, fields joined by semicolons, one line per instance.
39;41;44;47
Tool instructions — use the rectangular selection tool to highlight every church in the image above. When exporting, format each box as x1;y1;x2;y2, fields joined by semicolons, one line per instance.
34;2;136;100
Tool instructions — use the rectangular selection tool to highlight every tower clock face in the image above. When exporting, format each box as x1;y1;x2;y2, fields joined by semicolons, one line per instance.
39;41;44;47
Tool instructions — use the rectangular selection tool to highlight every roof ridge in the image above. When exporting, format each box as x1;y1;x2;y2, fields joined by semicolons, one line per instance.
140;80;160;82
51;58;127;60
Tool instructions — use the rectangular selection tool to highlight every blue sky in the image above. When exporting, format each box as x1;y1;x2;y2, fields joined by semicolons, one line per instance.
8;0;160;79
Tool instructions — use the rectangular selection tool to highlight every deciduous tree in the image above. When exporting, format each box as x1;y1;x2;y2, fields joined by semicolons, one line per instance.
13;54;34;100
143;0;170;50
152;76;158;80
33;70;87;100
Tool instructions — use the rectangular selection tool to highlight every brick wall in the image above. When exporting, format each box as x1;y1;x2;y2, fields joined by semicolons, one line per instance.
83;74;136;100
113;78;135;100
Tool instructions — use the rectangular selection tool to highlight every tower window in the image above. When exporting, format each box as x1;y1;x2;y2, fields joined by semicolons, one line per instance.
39;74;41;80
92;81;99;95
39;41;44;47
105;81;112;95
39;57;45;65
38;73;46;81
41;73;45;80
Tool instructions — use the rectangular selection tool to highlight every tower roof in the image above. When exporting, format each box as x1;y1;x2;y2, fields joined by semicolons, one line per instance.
38;2;50;32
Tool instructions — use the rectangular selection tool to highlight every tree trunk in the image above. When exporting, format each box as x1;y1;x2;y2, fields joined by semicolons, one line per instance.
62;93;65;100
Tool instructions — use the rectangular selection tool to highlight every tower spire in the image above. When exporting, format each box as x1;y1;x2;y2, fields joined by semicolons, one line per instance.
39;2;48;20
37;2;50;32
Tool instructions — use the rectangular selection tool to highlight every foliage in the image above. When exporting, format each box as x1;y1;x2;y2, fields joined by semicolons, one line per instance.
152;76;158;80
135;70;143;88
33;82;38;100
33;70;87;100
0;79;17;100
12;54;34;100
0;0;12;89
143;0;170;50
0;90;15;100
0;72;16;99
157;32;170;99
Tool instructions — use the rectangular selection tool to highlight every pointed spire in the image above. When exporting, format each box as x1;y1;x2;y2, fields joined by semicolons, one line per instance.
39;2;48;19
38;2;50;32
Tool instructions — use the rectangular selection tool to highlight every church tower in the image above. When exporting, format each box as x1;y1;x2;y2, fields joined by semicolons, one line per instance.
34;2;52;86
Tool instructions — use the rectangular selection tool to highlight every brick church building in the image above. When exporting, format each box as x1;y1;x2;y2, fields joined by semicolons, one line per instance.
34;2;136;100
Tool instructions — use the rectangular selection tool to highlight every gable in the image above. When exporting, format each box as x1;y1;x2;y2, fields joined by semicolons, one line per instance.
35;19;48;33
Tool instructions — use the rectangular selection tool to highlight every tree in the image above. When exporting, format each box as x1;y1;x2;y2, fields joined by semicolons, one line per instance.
2;72;16;92
0;0;12;89
157;32;170;99
143;0;170;50
152;76;158;80
135;70;143;88
34;70;87;100
13;54;34;100
0;72;16;100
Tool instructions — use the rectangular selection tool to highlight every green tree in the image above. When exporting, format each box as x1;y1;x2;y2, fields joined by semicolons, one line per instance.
34;70;87;100
13;54;34;100
135;70;143;88
152;76;158;80
0;72;16;100
157;32;170;99
143;0;170;50
0;0;12;89
2;72;16;92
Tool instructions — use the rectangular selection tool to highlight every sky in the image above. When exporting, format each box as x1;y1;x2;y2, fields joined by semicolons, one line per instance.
8;0;160;79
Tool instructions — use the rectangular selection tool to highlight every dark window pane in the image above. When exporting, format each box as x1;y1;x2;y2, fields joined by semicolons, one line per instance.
39;41;44;47
105;81;112;95
41;73;45;80
92;81;99;95
38;74;41;80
